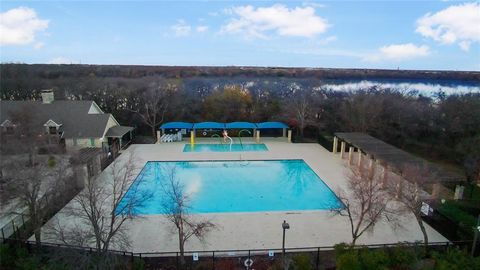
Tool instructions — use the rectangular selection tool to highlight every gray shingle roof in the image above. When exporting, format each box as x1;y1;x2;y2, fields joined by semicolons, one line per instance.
0;100;111;138
105;126;134;137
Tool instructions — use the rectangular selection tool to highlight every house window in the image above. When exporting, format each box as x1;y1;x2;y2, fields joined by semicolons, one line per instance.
90;138;95;146
73;138;78;146
5;126;14;134
49;126;57;134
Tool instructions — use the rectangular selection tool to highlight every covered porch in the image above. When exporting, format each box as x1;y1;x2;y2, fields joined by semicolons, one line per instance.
105;126;134;156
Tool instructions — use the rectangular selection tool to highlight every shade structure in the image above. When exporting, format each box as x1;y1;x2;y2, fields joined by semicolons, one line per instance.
160;122;193;129
105;126;134;138
193;122;225;129
256;122;288;129
225;122;256;129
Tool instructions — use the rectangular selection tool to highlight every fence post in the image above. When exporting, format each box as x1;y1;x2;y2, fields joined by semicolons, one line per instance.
315;247;320;270
212;251;215;270
471;214;480;257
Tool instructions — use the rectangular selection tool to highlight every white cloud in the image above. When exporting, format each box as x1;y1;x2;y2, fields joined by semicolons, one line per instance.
317;35;336;45
302;1;326;8
171;20;191;37
33;42;44;49
416;2;480;51
0;7;49;46
196;25;208;33
221;4;329;39
48;57;71;64
365;43;430;62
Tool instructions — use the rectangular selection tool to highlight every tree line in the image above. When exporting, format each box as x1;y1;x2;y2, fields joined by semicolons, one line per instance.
1;64;479;180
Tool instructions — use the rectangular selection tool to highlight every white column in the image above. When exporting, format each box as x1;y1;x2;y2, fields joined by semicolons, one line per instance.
256;130;261;143
333;137;338;154
340;141;346;159
287;130;292;143
348;147;354;165
156;130;161;144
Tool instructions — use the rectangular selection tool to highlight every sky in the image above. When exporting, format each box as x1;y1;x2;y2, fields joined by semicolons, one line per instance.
0;1;479;71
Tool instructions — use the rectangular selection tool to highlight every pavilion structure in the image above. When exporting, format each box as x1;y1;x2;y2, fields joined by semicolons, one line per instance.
158;121;290;144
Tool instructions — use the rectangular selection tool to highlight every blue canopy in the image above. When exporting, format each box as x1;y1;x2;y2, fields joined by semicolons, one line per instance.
225;122;256;129
160;122;193;129
193;122;225;129
256;122;288;129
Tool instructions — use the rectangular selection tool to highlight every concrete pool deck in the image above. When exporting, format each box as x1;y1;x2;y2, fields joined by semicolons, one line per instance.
42;138;447;253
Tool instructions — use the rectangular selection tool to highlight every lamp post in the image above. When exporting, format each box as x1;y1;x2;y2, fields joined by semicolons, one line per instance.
282;220;290;270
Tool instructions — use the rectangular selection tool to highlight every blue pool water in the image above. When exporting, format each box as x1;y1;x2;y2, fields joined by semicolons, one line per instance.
183;143;268;152
118;160;343;214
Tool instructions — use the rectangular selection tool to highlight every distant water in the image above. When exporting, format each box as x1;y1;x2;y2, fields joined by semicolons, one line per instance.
321;78;479;95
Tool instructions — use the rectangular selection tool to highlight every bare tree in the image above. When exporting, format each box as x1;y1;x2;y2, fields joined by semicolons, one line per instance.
3;155;73;245
8;106;44;166
1;107;73;246
283;85;314;138
387;164;435;252
333;161;395;246
161;166;215;267
129;80;177;139
46;151;151;253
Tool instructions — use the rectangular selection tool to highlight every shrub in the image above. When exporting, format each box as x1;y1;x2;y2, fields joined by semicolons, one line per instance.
334;242;351;257
47;156;56;168
15;256;42;270
438;202;476;227
388;245;416;268
336;251;361;270
0;244;16;267
432;248;480;270
291;254;313;270
358;248;389;270
132;257;145;270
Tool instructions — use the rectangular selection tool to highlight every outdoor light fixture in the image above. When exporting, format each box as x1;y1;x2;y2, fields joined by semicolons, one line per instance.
282;220;290;270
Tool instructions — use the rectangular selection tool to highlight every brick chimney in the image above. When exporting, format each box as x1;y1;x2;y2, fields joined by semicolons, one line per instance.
41;89;54;104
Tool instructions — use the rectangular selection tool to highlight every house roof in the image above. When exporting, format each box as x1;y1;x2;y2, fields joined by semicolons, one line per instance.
105;126;134;137
0;100;111;138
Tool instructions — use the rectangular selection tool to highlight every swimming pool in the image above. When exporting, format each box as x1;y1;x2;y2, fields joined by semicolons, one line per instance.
118;160;343;214
183;143;268;152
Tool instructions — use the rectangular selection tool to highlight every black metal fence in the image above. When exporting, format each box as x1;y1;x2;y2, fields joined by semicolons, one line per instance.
0;183;81;244
2;238;474;270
